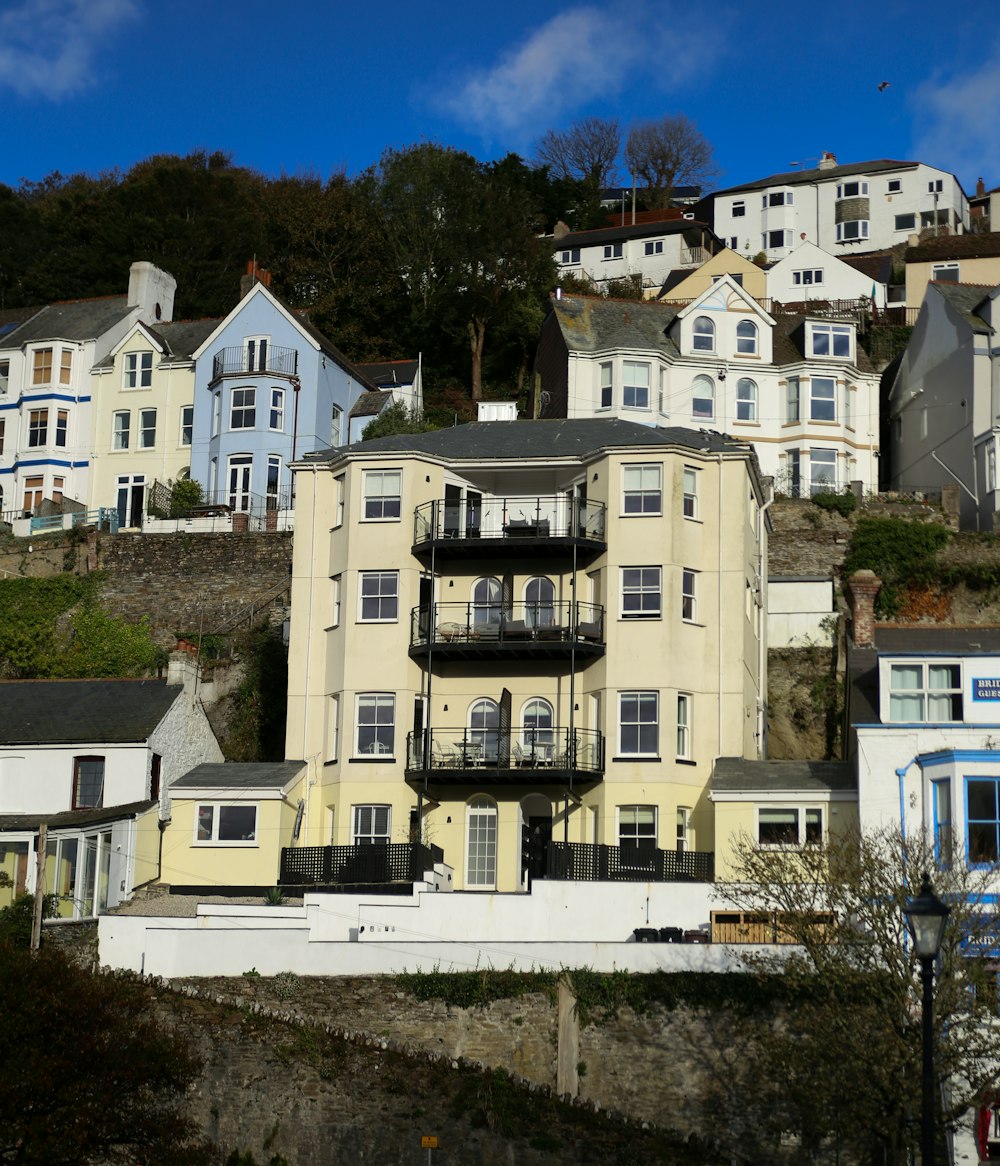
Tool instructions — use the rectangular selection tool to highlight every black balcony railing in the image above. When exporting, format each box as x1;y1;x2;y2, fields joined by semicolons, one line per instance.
279;842;443;887
413;495;606;549
407;727;604;780
543;841;714;883
410;601;604;651
212;344;299;381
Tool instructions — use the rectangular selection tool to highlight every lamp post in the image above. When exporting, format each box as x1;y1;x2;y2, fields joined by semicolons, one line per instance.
904;871;951;1166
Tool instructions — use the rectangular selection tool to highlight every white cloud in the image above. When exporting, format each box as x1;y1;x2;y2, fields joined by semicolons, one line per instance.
911;45;1000;186
434;2;714;143
0;0;139;100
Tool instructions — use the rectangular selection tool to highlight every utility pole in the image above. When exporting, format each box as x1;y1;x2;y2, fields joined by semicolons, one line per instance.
30;822;46;951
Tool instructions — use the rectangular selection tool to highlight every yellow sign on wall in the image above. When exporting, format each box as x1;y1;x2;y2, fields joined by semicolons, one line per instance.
421;1136;439;1149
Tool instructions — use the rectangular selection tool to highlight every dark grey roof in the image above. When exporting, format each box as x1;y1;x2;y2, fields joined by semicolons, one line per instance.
92;317;223;370
1;296;132;346
555;219;713;249
770;313;876;374
907;233;1000;262
305;418;748;464
874;626;1000;654
349;390;393;419
711;159;924;197
0;679;181;744
0;799;156;831
549;295;680;355
172;761;305;790
354;359;419;386
711;757;856;793
932;283;993;333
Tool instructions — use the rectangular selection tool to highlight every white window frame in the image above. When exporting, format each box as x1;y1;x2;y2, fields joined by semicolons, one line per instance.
194;803;259;846
123;351;153;390
358;570;399;622
355;692;395;756
603;242;623;260
792;269;824;286
622;463;662;515
180;405;193;447
692;316;715;352
334;474;345;527
617;805;657;850
887;178;902;193
732;200;745;218
692;375;715;420
810;377;837;422
353;804;391;846
644;240;664;255
681;569;697;623
269;387;285;431
212;391;221;437
836;220;869;243
599;361;613;409
139;408;156;449
887;661;963;723
736;320;758;355
31;347;53;386
362;469;402;521
622;360;650;410
330;574;342;626
682;467;698;519
266;454;281;509
676;693;692;758
112;410;130;451
810;323;852;359
835;181;869;198
932;262;960;283
736;378;757;422
331;404;343;446
786;377;800;423
621;566;661;620
560;247;581;265
757;806;823;849
928;179;943;193
466;796;498;889
55;409;67;448
327;694;340;761
618;691;659;757
894;213;916;232
230;386;256;430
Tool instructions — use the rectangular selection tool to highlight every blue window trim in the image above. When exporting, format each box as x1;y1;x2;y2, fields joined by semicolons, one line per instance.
964;774;1000;869
931;777;952;868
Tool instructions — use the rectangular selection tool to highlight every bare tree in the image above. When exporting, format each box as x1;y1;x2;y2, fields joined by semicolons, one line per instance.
623;114;719;209
535;117;621;191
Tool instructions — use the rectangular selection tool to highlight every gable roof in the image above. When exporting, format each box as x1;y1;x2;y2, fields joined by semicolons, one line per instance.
94;317;222;370
354;359;419;387
675;273;776;325
0;679;181;745
932;283;993;332
907;233;1000;262
305;417;750;466
548;294;680;355
711;757;855;794
172;761;305;791
0;296;132;347
711;159;925;197
841;251;895;284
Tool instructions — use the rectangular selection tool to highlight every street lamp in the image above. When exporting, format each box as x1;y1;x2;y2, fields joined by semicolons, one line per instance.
904;871;951;1166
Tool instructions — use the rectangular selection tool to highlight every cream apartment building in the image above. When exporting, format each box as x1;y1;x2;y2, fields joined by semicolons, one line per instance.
285;418;769;893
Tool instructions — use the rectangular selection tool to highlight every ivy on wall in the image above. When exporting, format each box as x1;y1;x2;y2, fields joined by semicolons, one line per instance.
841;517;951;617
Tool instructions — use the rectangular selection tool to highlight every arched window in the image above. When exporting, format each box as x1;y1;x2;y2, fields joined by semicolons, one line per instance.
736;378;758;422
736;319;758;355
521;699;555;762
468;698;499;764
466;796;498;888
692;316;715;352
692;376;715;420
524;577;555;628
472;577;502;628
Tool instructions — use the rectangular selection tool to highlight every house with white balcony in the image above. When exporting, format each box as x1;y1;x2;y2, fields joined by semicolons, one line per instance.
886;281;1000;529
189;277;373;524
701;153;968;263
553;218;721;293
0;262;175;521
767;241;888;309
534;277;881;495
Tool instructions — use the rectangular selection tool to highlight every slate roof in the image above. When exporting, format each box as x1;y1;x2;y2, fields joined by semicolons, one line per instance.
932;283;993;332
349;390;393;419
172;761;305;790
354;359;419;387
907;233;1000;262
305;417;748;465
711;159;922;197
0;679;181;744
92;317;223;370
711;757;856;793
1;296;132;346
0;800;156;831
874;626;1000;654
554;219;713;250
841;252;895;285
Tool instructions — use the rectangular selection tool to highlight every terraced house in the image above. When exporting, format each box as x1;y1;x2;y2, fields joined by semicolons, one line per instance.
283;418;769;893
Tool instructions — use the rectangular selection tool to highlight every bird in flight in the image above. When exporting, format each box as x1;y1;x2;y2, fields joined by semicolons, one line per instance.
877;81;891;93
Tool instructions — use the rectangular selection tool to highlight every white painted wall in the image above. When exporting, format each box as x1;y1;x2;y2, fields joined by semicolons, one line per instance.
0;743;152;814
767;242;887;307
767;578;835;647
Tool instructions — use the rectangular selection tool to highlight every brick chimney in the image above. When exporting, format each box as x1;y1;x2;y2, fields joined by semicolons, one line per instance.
818;152;838;171
553;220;571;241
977;177;986;198
240;259;273;299
846;570;881;648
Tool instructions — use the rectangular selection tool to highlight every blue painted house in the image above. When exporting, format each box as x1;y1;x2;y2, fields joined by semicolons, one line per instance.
190;279;373;516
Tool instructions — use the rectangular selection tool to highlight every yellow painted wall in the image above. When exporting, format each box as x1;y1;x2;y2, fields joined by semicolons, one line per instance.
654;249;767;303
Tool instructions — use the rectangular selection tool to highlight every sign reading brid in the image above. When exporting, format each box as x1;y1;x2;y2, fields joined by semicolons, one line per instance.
973;678;1000;701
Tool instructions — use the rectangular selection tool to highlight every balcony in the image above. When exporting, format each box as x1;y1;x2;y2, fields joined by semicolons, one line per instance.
278;842;443;890
412;496;606;561
211;344;299;382
542;841;714;883
410;601;605;661
406;728;604;788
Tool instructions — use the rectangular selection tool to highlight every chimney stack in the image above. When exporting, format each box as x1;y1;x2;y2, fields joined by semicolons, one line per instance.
846;570;882;648
817;152;838;171
240;259;273;299
977;177;986;198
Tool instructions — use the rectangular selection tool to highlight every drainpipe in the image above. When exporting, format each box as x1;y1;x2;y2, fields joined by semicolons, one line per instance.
290;376;301;462
757;487;775;756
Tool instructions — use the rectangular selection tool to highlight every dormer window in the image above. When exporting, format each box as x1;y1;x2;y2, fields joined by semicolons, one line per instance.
692;316;715;352
810;323;852;359
736;320;758;355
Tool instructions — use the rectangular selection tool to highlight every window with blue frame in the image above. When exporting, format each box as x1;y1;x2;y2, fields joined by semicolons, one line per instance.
933;779;953;866
967;777;1000;865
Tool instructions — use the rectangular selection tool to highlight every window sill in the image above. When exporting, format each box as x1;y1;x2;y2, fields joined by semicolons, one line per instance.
357;619;400;625
349;756;397;764
620;615;662;621
323;624;340;632
676;757;697;766
733;420;761;428
193;841;259;847
612;755;662;763
682;516;702;524
620;512;663;519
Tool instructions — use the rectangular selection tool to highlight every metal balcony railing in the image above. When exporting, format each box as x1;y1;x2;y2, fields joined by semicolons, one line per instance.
407;727;604;777
211;345;299;381
543;841;714;883
413;495;606;548
279;842;443;887
410;601;604;650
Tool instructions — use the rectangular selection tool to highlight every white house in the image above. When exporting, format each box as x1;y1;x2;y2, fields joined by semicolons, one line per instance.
534;277;881;494
886;282;1000;529
0;675;222;917
703;154;968;263
767;241;888;309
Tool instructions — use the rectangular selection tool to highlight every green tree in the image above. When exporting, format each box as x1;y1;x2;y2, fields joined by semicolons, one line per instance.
361;400;440;441
841;516;951;617
714;826;997;1164
0;943;214;1164
624;114;719;209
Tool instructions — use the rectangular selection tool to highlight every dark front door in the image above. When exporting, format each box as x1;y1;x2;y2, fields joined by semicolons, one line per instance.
523;816;552;884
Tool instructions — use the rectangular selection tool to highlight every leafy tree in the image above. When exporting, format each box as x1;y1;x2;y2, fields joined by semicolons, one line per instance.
624;114;719;209
714;826;997;1164
841;516;950;617
361;400;440;441
534;117;620;227
169;476;204;517
0;942;214;1164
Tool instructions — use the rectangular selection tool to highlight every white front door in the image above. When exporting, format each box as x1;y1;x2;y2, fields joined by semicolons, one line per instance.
227;455;253;512
116;474;145;527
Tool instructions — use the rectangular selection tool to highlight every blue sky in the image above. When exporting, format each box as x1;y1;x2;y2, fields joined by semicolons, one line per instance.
1;0;997;194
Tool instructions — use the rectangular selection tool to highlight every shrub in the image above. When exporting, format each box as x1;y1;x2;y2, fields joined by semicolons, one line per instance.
812;491;856;517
